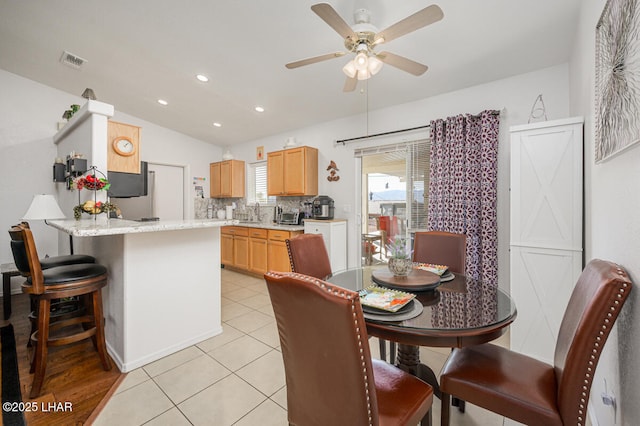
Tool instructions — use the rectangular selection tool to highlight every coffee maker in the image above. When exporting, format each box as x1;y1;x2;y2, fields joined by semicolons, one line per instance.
312;195;334;220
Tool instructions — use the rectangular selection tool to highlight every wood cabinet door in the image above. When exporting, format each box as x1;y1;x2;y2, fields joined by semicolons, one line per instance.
267;151;284;196
220;161;232;196
221;233;234;265
210;162;221;198
268;240;291;272
283;148;305;195
249;237;268;274
234;236;249;270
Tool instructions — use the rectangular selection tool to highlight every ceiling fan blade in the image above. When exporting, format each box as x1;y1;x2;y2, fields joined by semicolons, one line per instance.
343;77;357;92
286;52;346;69
374;4;444;44
311;3;357;40
378;51;428;76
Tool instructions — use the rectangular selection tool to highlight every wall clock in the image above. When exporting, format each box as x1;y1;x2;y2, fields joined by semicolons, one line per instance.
113;137;136;157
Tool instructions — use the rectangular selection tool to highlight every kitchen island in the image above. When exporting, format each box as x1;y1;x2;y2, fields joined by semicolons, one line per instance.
48;218;236;372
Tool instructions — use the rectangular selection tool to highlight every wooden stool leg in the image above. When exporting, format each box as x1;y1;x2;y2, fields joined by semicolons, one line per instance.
30;299;51;398
92;290;111;371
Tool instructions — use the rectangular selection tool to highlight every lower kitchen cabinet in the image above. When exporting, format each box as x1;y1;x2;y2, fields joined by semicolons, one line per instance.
222;226;301;274
268;229;302;272
304;219;347;273
221;226;249;270
248;228;268;274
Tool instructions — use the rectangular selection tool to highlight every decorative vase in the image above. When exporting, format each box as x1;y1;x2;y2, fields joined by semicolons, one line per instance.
388;257;413;277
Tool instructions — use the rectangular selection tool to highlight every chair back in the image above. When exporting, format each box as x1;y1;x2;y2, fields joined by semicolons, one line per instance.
412;231;466;274
8;223;45;294
377;215;398;244
553;259;632;423
264;271;380;426
285;233;332;280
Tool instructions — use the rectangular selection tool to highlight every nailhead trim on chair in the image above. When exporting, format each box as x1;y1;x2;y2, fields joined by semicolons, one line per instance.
266;271;374;425
574;266;629;426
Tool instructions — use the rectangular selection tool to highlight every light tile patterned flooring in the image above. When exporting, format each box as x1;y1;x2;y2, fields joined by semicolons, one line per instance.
95;269;518;426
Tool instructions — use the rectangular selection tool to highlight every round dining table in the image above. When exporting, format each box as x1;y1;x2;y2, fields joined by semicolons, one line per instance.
327;266;517;399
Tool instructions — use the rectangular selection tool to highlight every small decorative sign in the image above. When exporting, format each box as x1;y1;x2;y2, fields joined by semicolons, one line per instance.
326;160;340;182
256;146;264;160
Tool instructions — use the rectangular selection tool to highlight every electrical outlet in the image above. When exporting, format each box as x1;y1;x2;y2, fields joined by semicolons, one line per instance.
601;392;616;407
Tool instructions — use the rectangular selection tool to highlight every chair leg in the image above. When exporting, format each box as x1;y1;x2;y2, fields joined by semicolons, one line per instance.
441;392;451;426
91;290;111;371
389;341;396;365
420;408;432;426
30;299;51;398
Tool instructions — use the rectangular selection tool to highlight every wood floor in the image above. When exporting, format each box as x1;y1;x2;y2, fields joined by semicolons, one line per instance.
6;292;124;425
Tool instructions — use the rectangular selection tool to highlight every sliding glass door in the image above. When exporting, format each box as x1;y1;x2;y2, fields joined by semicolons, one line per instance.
356;141;429;265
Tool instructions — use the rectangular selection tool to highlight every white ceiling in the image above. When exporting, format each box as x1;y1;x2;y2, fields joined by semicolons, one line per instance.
0;0;581;147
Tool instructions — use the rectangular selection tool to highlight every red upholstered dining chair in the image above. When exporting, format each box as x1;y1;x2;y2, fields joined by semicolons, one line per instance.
412;231;467;274
264;271;434;426
285;233;332;280
9;223;111;398
439;259;632;426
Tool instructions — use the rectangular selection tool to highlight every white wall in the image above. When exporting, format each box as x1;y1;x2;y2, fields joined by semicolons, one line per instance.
570;1;640;425
230;63;571;291
0;69;222;272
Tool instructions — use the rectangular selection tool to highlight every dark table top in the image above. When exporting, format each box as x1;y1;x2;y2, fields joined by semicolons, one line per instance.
327;266;518;348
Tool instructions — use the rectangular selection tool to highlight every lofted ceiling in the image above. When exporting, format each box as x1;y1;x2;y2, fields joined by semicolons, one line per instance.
0;0;581;147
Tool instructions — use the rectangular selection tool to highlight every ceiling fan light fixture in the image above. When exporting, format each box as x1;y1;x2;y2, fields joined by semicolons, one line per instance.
355;51;369;71
357;69;372;81
368;56;383;75
342;60;357;78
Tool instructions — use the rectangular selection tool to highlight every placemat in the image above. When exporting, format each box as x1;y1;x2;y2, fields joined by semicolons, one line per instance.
363;299;424;322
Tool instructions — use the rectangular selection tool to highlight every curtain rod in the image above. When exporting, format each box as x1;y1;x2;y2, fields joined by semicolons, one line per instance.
335;124;430;145
335;109;502;145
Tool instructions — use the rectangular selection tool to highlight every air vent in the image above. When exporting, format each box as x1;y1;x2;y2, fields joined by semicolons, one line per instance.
59;50;87;69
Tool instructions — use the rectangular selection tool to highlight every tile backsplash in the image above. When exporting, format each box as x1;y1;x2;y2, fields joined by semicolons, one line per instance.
194;196;316;223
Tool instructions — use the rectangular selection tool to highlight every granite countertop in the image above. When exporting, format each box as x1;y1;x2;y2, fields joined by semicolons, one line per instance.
48;218;238;237
232;222;305;232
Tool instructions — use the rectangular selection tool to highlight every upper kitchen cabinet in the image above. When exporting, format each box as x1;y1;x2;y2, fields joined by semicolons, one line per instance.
267;146;318;196
107;121;141;174
210;160;245;198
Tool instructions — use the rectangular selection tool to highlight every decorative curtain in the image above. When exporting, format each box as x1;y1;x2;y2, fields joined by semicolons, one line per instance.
427;110;500;286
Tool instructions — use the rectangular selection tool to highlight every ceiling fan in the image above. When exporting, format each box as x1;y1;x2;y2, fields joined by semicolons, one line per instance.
286;3;444;92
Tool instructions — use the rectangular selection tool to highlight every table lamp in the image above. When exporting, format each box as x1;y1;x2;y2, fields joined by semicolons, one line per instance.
22;194;66;224
22;194;72;253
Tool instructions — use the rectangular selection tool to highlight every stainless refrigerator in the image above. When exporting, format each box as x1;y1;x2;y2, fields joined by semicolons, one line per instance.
110;169;158;221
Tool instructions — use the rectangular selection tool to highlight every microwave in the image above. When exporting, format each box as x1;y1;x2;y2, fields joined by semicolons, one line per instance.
278;211;302;225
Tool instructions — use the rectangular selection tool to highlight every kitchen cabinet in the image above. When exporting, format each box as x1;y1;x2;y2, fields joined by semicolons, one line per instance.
510;117;583;364
267;146;318;196
223;226;301;274
268;229;302;272
248;228;268;274
304;219;347;273
210;160;245;198
221;226;249;269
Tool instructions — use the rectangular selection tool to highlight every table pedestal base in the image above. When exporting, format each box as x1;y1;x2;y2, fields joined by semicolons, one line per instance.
395;343;465;412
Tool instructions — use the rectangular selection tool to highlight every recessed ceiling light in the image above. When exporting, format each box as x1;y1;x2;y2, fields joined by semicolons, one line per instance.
157;99;168;106
255;106;265;113
196;74;209;82
213;122;222;127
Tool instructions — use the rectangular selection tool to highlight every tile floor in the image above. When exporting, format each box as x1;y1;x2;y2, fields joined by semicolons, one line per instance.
94;268;520;426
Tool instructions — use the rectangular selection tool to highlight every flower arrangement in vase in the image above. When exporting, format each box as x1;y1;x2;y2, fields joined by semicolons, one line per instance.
386;236;414;277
